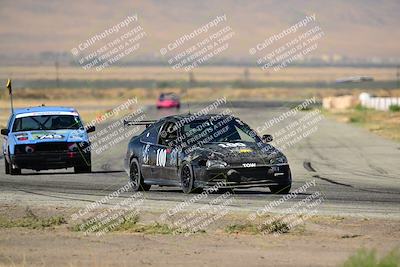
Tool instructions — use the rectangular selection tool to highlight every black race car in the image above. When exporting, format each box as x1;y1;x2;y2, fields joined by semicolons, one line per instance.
123;114;291;194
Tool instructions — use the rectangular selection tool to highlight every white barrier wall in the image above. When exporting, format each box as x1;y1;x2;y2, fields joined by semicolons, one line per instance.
359;93;400;111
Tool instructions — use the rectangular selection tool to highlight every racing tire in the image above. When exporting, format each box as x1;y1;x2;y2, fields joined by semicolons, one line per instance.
269;184;291;194
218;188;234;194
9;161;21;175
74;161;92;173
180;163;195;194
129;158;151;191
4;158;10;174
269;169;292;194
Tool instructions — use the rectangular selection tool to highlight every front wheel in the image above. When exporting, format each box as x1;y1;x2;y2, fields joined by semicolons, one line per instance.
269;184;291;194
74;159;92;173
74;164;91;173
180;163;196;194
4;158;10;174
9;161;21;175
129;158;151;191
269;169;292;194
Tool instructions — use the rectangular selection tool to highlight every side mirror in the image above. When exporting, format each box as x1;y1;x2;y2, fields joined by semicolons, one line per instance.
86;126;96;133
1;129;9;136
262;134;273;143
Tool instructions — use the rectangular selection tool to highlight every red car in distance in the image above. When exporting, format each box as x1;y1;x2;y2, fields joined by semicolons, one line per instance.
157;93;180;109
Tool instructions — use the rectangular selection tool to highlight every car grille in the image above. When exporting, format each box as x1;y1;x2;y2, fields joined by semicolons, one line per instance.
209;164;290;182
35;142;68;152
15;142;68;154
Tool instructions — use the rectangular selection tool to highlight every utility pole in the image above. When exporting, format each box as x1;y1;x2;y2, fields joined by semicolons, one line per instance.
243;68;250;82
243;68;250;87
189;71;195;87
397;65;399;90
55;59;60;88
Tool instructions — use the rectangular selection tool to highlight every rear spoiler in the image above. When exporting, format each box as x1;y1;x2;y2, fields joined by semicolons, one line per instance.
123;119;156;128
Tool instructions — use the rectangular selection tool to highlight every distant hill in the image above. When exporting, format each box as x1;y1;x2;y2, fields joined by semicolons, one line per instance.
0;0;399;65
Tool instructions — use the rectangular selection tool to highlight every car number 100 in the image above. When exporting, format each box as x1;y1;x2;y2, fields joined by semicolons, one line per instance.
156;149;167;167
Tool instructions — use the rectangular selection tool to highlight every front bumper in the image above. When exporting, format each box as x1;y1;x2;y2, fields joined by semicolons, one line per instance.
11;151;90;170
193;164;291;189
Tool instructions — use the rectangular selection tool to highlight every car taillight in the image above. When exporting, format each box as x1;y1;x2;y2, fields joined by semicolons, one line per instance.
25;145;35;154
17;137;28;141
67;143;78;152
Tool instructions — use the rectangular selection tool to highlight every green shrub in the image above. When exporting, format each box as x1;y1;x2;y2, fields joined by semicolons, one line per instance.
342;248;400;267
349;115;364;123
355;104;369;111
225;219;290;235
0;215;66;229
389;105;400;112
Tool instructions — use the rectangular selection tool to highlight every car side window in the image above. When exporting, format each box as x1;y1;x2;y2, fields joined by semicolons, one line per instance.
141;122;162;144
158;121;178;146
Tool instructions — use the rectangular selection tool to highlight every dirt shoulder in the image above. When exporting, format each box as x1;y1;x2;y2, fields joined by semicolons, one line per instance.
323;106;400;142
0;205;399;267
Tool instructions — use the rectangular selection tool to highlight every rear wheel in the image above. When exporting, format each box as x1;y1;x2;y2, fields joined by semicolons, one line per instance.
129;158;151;191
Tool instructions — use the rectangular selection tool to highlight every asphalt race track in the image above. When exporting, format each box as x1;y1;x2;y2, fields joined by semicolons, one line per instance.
1;101;399;218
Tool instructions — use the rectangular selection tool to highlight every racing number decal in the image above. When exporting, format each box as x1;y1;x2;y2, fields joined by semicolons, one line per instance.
156;149;166;167
39;134;63;139
218;142;246;148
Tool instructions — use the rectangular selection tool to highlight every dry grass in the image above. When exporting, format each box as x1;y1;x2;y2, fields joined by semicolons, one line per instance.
0;66;397;82
324;107;400;142
0;208;66;229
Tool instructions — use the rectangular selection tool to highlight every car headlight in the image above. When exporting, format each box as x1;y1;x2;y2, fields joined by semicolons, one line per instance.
67;143;79;152
206;159;227;169
269;154;287;164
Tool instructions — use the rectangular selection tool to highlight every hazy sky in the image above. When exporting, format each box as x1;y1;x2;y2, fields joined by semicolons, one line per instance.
0;0;399;63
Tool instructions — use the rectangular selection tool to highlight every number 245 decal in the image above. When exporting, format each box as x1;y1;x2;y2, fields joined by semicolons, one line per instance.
156;149;166;167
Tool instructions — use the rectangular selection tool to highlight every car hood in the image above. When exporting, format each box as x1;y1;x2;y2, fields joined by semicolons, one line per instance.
189;141;287;165
11;129;88;144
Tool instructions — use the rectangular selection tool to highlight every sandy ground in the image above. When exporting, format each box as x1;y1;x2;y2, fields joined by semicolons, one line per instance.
0;205;399;267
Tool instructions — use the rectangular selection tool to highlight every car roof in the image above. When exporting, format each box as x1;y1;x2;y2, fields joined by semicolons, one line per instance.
162;113;235;122
13;106;77;115
159;93;179;99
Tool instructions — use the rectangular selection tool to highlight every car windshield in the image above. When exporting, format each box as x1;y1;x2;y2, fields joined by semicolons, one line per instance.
160;94;178;101
182;117;259;144
12;115;83;132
